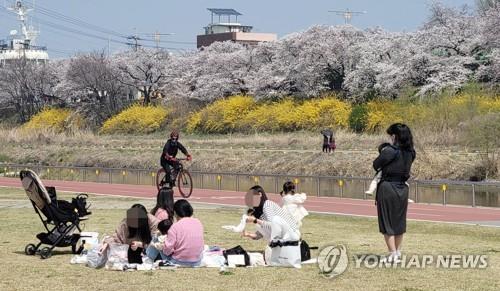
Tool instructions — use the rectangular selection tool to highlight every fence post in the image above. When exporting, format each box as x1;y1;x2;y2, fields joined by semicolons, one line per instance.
317;177;321;197
415;182;419;203
363;180;367;200
442;184;447;205
339;180;344;198
236;174;240;192
275;176;279;194
200;174;204;189
472;184;476;207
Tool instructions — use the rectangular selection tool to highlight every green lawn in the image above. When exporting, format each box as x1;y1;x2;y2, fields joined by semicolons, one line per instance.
0;187;499;291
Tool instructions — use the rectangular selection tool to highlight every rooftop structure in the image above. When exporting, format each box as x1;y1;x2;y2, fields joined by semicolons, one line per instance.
197;8;277;48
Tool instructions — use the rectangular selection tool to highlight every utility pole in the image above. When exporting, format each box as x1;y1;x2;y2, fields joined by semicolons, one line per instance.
328;9;367;24
137;32;175;49
127;27;140;51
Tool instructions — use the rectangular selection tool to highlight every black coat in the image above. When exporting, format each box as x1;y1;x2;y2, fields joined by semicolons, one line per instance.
161;139;188;162
373;145;415;182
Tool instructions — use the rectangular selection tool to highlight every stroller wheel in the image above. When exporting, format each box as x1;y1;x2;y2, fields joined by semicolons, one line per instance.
25;244;36;256
40;247;52;259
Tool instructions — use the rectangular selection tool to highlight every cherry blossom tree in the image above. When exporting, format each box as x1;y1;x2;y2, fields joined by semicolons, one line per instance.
113;48;170;105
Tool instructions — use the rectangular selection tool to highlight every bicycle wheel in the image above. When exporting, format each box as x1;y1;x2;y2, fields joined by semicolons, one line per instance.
156;168;167;191
177;169;193;198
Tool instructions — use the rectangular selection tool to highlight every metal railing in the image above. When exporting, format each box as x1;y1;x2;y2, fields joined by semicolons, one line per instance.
1;163;500;208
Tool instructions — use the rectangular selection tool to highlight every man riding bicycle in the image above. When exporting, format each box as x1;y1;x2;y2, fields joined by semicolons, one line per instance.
160;130;192;187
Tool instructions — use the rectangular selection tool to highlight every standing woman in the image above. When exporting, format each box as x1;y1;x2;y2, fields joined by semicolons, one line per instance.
373;123;416;262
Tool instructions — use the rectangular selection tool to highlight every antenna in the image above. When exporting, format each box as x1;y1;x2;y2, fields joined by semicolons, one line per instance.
328;9;367;24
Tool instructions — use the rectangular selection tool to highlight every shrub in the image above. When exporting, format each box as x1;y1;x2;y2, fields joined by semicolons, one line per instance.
298;97;351;129
186;95;256;133
241;99;297;132
23;107;73;133
189;96;352;133
348;104;369;132
100;104;168;134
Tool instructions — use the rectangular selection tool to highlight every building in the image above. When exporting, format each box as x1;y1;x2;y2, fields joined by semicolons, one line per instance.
197;8;277;48
0;1;49;66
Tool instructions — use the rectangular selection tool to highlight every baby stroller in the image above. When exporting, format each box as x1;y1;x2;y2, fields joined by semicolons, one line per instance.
20;169;91;259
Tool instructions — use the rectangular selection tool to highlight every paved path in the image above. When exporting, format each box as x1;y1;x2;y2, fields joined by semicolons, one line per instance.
1;177;500;227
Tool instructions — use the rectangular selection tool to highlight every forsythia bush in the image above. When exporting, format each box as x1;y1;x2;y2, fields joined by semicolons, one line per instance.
187;95;351;133
365;94;500;132
366;101;402;131
100;104;168;134
186;93;500;133
187;95;256;133
303;97;351;129
23;107;73;132
241;99;298;131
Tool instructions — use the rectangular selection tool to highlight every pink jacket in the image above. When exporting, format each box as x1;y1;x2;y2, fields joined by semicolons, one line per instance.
163;217;204;262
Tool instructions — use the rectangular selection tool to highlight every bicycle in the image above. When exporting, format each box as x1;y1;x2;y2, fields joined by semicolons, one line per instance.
156;158;193;198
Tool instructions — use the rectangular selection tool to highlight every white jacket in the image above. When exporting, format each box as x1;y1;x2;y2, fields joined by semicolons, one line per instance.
281;193;309;226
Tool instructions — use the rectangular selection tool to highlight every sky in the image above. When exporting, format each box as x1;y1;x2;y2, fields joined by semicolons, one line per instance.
0;0;476;58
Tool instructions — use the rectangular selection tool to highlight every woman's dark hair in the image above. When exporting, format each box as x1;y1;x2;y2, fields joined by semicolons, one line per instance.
157;219;173;235
127;204;152;245
151;189;174;223
249;185;268;219
173;199;193;218
387;123;414;151
280;181;295;196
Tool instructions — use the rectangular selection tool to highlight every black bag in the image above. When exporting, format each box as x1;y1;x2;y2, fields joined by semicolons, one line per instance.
128;247;144;264
223;245;250;266
300;240;311;262
72;194;91;217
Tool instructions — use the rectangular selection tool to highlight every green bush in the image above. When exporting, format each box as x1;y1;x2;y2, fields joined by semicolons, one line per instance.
348;104;368;133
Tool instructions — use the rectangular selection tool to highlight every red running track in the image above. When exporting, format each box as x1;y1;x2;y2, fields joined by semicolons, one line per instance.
2;177;500;225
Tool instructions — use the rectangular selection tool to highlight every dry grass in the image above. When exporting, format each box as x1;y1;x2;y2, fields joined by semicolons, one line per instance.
0;128;497;180
1;187;500;291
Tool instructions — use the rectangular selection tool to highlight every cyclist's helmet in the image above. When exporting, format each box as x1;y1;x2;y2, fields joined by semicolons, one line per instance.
170;130;179;139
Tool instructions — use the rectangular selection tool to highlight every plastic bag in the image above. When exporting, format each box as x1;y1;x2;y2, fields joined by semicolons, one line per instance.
106;244;129;269
269;244;301;268
86;246;107;269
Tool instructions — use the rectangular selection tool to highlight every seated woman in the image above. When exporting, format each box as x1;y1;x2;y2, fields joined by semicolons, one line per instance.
161;199;204;267
242;185;301;268
100;204;160;263
280;181;309;227
151;188;174;222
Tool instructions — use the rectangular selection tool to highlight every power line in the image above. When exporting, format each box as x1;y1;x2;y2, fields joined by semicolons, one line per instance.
1;2;194;53
5;0;127;38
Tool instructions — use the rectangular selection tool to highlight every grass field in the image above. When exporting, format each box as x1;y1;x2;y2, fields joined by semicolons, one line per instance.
1;187;500;291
